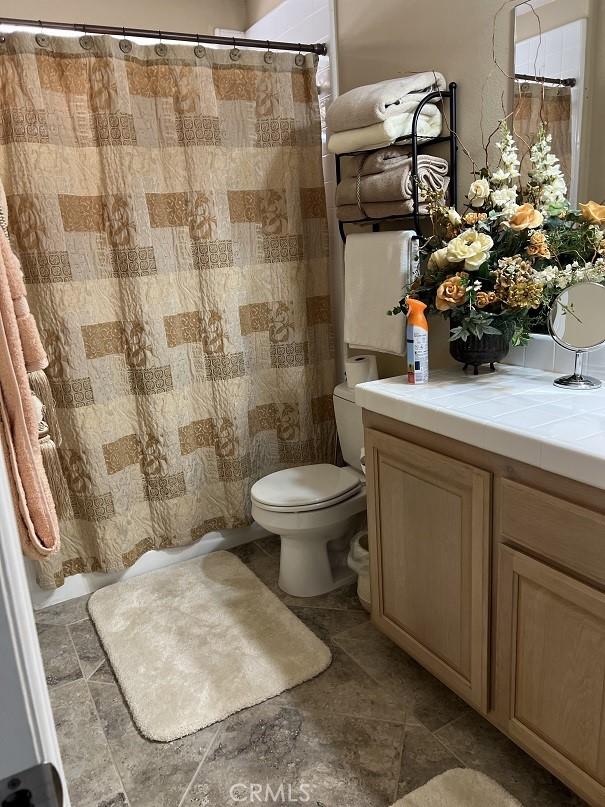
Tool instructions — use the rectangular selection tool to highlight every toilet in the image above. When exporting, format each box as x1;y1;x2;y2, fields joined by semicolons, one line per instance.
251;383;367;597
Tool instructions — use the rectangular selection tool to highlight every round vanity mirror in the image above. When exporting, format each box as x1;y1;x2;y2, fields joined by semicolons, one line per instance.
548;281;605;389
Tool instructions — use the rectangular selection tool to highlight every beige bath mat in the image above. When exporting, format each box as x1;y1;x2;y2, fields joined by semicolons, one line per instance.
392;769;523;806
88;551;332;741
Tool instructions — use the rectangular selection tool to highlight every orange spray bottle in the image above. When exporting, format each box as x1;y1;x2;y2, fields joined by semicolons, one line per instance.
406;297;429;384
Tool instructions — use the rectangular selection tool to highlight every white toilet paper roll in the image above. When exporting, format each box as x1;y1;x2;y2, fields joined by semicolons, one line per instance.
345;354;378;387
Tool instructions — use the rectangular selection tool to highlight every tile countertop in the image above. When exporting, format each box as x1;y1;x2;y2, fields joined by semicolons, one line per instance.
355;365;605;491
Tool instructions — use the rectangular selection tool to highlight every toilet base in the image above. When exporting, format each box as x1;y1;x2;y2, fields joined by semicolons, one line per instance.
251;484;367;599
278;523;358;598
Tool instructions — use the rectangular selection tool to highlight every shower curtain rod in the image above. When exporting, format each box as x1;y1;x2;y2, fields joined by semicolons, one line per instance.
0;16;328;55
514;72;576;88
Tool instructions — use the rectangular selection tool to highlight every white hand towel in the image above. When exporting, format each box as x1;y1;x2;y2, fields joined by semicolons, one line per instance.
328;107;442;154
344;230;414;355
326;72;447;132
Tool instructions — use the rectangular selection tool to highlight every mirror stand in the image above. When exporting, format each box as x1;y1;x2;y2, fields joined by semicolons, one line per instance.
554;350;602;390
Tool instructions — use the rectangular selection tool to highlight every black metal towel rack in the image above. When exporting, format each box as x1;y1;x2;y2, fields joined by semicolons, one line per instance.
335;81;458;242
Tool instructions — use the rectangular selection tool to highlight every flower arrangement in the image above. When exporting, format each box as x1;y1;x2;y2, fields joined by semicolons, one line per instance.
391;123;605;347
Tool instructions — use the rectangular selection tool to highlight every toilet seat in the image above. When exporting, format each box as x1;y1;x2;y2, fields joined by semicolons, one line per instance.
251;464;362;514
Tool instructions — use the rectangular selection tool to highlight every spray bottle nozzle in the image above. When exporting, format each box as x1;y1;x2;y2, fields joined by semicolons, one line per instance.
405;297;429;330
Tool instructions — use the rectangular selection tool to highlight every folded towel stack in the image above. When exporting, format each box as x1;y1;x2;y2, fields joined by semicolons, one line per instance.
336;146;450;222
327;72;446;154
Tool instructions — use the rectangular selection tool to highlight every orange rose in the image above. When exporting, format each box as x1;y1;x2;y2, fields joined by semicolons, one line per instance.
463;211;487;226
476;291;498;309
435;273;468;311
579;201;605;225
526;231;550;258
508;203;544;231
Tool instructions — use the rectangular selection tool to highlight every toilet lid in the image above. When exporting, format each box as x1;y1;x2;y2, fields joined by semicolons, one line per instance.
251;464;361;509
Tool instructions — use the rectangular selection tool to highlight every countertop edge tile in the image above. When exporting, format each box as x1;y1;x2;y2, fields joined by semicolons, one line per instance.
356;366;605;490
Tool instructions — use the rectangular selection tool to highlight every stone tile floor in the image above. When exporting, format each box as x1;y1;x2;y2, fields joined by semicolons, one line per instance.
36;537;586;807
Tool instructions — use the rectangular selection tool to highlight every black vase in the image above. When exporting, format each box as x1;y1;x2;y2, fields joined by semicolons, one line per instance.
449;332;510;375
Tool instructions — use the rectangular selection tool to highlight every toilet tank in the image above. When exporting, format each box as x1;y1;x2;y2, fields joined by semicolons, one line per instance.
333;383;364;471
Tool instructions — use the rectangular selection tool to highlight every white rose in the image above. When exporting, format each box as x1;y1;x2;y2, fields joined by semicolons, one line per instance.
428;246;450;270
468;178;491;208
446;229;494;270
463;232;494;268
447;208;462;226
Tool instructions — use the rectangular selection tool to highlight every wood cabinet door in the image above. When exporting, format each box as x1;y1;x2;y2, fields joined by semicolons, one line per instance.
365;427;491;713
496;545;605;804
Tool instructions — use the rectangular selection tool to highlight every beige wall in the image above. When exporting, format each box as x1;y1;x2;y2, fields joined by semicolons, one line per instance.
335;0;514;372
335;0;513;178
1;0;248;34
246;0;283;27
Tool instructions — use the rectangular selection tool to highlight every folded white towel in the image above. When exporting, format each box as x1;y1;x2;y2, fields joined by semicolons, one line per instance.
326;72;447;132
344;231;415;356
328;107;443;155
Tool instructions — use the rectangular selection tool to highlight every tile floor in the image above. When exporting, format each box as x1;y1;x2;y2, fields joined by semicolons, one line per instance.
36;538;586;807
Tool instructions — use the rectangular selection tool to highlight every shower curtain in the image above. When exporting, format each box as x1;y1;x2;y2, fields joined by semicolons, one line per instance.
0;33;336;588
513;83;572;190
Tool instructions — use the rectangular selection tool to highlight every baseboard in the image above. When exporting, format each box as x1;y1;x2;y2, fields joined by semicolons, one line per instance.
28;523;272;611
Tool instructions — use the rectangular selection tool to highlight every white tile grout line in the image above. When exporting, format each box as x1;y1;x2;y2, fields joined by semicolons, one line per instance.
44;676;84;694
176;702;409;807
35;612;90;628
428;727;469;770
393;722;408;804
66;620;102;681
332;628;476;764
66;627;132;805
86;694;132;804
86;691;132;806
394;723;468;804
177;723;224;807
85;657;107;682
254;537;277;558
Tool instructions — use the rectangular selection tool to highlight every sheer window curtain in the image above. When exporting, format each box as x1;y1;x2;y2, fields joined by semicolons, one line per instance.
0;32;336;588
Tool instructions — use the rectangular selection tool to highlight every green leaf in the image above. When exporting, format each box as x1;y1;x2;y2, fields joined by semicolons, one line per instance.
449;326;465;341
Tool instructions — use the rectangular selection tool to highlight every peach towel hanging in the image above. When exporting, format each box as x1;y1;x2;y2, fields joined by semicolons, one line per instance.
0;228;60;558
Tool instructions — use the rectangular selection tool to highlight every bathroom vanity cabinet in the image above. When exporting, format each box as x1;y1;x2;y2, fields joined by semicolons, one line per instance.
364;427;491;713
363;405;605;807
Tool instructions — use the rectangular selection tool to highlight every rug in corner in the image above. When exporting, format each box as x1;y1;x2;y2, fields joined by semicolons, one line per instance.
392;768;523;807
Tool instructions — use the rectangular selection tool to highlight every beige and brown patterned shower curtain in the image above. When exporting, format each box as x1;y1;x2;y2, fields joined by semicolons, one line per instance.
0;33;335;588
513;83;572;189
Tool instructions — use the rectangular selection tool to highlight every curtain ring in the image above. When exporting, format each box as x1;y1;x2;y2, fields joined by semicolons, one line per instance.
194;33;205;59
155;29;168;57
119;26;132;53
264;40;273;64
79;23;93;51
230;36;241;61
35;20;50;49
295;44;305;67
